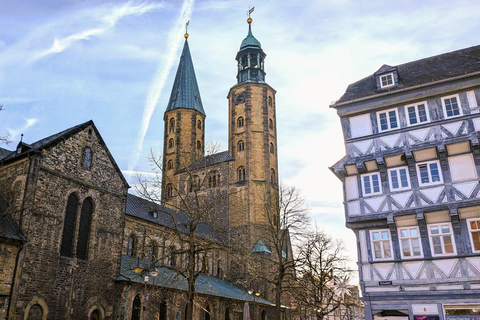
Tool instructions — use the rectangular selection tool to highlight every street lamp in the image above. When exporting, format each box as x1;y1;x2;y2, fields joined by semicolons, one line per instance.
134;256;158;320
248;286;261;320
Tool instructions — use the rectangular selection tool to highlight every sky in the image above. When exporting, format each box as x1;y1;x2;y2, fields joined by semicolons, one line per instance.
1;0;480;280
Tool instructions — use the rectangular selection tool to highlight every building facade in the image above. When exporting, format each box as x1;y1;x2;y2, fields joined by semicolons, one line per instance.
331;45;480;320
0;18;287;320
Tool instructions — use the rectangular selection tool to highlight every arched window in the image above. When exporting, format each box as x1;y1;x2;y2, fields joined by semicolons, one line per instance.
81;147;93;169
127;236;135;257
237;140;245;151
148;241;158;260
77;197;93;260
217;259;223;278
269;119;273;130
225;308;230;320
169;118;175;133
197;120;202;129
90;310;101;320
167;160;173;170
159;301;167;320
189;176;200;193
168;139;174;148
207;171;220;188
166;184;173;198
27;304;44;320
271;168;276;184
60;193;79;257
270;142;275;154
237;117;244;127
261;309;267;320
237;167;246;182
197;141;202;152
268;96;273;107
132;295;141;320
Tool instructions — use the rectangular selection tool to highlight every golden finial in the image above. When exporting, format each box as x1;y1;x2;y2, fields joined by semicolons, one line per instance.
247;7;254;24
185;20;190;39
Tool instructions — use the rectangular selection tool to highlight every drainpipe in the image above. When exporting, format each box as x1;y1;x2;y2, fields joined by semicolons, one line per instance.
123;284;131;320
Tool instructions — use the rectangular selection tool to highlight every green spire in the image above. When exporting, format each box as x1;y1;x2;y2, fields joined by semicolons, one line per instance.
166;39;205;115
240;23;262;50
236;18;266;84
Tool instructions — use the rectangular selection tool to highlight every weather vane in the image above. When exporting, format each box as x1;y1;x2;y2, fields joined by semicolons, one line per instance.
247;6;255;18
185;20;190;39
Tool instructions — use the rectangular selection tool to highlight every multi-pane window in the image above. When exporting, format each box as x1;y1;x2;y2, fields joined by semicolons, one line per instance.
417;160;442;186
388;167;410;191
406;103;429;126
442;95;462;118
370;230;393;260
398;227;422;258
468;218;480;252
81;147;93;169
361;173;382;196
238;140;245;151
380;73;394;88
428;223;455;256
377;109;399;132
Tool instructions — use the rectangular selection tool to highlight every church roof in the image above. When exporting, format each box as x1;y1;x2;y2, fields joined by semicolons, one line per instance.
240;24;262;50
165;40;205;115
251;239;271;254
0;120;129;188
118;255;274;305
126;193;219;241
0;147;12;161
177;151;233;173
333;44;480;105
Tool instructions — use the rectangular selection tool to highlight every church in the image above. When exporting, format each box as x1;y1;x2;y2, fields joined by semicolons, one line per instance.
0;17;289;320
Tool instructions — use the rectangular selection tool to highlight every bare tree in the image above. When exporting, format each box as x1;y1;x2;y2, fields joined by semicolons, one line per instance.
0;105;11;144
293;230;357;320
136;146;232;320
246;183;310;320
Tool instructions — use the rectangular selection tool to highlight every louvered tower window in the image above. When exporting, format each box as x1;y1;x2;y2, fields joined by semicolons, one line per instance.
60;193;79;257
76;197;93;260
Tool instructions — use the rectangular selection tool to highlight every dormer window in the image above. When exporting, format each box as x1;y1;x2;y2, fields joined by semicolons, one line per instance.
380;73;395;88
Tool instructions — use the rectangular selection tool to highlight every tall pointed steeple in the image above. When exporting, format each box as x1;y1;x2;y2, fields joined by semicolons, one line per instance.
235;17;266;84
166;37;205;115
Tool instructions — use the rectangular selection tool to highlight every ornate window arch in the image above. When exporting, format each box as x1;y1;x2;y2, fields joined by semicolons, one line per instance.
237;140;245;152
237;167;246;182
169;118;175;133
237;116;244;127
167;160;173;170
60;193;79;257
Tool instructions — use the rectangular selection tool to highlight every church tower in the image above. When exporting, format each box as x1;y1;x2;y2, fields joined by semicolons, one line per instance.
162;32;206;206
227;17;279;245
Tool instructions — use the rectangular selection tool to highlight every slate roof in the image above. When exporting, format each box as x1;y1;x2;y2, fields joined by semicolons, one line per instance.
0;120;129;188
126;193;219;241
334;44;480;105
165;39;205;115
0;147;12;161
178;151;233;173
0;196;25;242
118;255;274;305
251;239;271;254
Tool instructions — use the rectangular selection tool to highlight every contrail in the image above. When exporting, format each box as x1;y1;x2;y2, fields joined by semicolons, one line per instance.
128;0;195;171
32;2;163;62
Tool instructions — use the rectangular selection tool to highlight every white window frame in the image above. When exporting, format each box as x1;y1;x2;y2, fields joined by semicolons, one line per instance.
361;172;382;196
388;166;411;191
416;160;443;186
398;226;423;259
370;229;393;261
442;94;463;118
427;222;456;256
467;218;480;253
405;102;430;126
380;73;395;88
377;108;399;132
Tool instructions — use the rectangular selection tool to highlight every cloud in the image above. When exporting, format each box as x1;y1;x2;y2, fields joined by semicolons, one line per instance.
128;0;195;171
7;118;39;141
31;2;164;63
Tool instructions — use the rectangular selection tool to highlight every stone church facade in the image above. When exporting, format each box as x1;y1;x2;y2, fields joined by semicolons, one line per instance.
0;19;286;320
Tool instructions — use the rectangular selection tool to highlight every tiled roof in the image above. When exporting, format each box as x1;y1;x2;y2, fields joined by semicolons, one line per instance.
165;40;205;115
118;255;274;305
334;45;480;105
251;239;271;254
0;121;129;188
0;196;25;242
0;147;12;161
126;193;219;241
178;151;233;173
